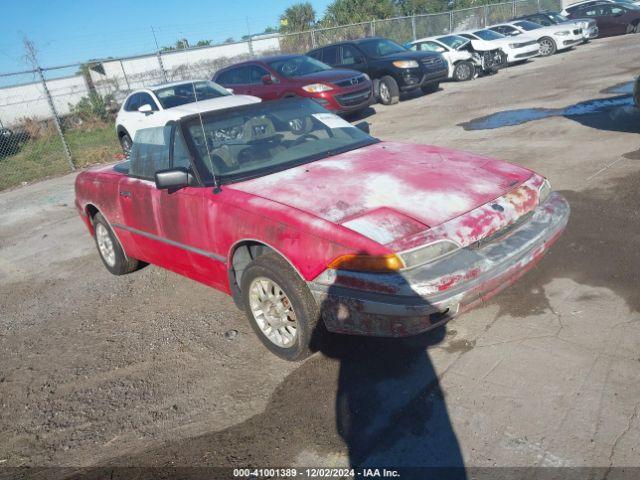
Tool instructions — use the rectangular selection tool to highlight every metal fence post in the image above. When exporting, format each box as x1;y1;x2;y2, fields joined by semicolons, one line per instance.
512;0;517;17
311;29;317;48
537;0;541;11
119;60;131;91
449;11;453;32
370;20;376;36
484;5;489;26
37;67;74;171
156;52;168;82
248;36;255;57
411;15;417;40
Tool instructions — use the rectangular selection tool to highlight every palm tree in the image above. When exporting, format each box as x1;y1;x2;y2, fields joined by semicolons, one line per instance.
280;2;316;32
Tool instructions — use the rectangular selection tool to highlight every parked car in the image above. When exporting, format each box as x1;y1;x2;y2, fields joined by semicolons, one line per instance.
488;20;584;56
457;29;540;64
561;0;640;16
512;11;599;41
307;37;448;105
566;2;640;35
75;97;570;360
406;34;506;81
115;80;258;155
212;55;373;116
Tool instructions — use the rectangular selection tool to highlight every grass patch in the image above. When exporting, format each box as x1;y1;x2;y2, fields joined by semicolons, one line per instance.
0;124;120;191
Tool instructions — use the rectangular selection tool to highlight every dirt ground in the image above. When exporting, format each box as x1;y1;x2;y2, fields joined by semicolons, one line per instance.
1;34;639;478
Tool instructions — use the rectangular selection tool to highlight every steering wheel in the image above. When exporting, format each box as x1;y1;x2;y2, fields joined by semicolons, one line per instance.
292;133;319;146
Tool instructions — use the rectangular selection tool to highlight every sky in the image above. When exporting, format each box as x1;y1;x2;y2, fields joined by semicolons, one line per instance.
0;0;333;76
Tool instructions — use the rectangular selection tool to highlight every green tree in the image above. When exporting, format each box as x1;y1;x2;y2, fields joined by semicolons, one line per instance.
393;0;449;14
322;0;395;26
279;2;316;32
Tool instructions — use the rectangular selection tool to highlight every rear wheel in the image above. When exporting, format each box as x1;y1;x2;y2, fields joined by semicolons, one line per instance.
93;213;140;275
119;132;132;157
453;61;475;81
241;253;320;361
377;76;400;105
538;37;557;56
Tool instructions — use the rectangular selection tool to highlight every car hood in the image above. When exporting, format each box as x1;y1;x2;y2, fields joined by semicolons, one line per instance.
231;142;534;244
375;50;442;62
476;34;538;48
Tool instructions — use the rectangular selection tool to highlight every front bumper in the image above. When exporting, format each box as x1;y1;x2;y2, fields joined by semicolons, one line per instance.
309;192;570;337
506;44;540;63
398;66;448;91
583;26;599;39
557;36;583;49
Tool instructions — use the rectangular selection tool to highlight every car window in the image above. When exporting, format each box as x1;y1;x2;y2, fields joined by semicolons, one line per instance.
267;56;331;77
129;126;171;180
340;45;363;65
216;66;250;85
610;6;625;15
249;65;271;84
471;29;505;40
137;92;159;111
535;15;553;25
437;35;469;49
321;45;339;65
418;41;446;52
153;81;229;109
514;20;543;30
358;38;406;58
124;93;140;112
307;49;322;61
492;25;518;35
172;128;192;170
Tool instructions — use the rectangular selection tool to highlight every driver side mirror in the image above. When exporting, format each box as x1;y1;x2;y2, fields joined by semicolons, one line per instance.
155;167;195;190
261;74;273;85
138;104;153;115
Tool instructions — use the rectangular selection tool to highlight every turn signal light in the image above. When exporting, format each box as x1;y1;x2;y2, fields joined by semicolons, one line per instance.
328;253;405;272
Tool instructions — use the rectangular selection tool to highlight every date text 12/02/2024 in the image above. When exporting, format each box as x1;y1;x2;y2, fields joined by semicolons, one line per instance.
233;468;401;477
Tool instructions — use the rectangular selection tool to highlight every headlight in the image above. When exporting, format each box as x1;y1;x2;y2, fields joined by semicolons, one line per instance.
363;73;371;81
554;31;570;36
538;179;551;204
302;83;333;93
393;60;419;69
508;43;519;48
328;253;404;272
399;240;460;269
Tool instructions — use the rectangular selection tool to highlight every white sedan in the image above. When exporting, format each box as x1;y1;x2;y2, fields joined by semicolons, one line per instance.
115;80;260;154
488;20;583;56
456;29;540;64
406;34;505;81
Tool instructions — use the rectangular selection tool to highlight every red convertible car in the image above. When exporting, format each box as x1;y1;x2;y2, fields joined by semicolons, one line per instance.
75;98;569;360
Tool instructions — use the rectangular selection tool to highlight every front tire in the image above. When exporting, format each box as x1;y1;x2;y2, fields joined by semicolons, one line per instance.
538;37;557;56
453;61;475;81
93;213;140;275
241;253;320;361
119;132;132;157
377;75;400;105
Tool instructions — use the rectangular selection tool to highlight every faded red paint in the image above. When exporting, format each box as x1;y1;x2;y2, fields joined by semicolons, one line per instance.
75;141;562;318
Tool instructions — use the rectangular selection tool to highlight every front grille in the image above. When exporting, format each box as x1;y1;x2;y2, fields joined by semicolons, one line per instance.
421;56;445;69
515;40;538;48
470;211;534;250
335;87;371;107
573;28;582;35
333;75;366;88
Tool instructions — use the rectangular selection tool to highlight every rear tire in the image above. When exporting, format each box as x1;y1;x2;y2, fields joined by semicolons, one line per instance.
453;61;475;81
377;75;400;105
538;37;557;56
93;212;140;275
241;253;321;361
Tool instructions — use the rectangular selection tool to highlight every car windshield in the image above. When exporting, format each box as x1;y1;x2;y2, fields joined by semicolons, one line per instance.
437;35;470;49
514;20;543;30
358;38;406;58
183;98;376;184
267;56;331;78
472;29;506;40
153;81;229;109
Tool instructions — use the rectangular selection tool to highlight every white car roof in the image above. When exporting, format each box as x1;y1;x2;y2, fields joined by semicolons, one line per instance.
146;79;211;91
161;95;261;121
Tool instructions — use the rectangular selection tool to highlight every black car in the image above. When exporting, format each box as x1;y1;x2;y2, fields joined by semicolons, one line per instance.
307;37;448;105
513;10;599;40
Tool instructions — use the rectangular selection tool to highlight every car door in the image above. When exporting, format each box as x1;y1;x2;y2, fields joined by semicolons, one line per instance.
319;45;340;67
611;6;633;34
581;5;614;34
216;66;251;95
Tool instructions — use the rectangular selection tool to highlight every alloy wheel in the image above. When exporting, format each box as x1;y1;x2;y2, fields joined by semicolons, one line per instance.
248;277;298;348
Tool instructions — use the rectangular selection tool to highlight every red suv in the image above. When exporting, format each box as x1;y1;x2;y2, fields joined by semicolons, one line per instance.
212;55;373;115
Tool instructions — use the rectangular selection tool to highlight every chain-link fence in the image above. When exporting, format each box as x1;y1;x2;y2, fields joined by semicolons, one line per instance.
0;0;560;190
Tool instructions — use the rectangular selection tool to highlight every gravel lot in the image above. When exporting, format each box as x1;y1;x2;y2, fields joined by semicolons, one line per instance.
1;34;639;477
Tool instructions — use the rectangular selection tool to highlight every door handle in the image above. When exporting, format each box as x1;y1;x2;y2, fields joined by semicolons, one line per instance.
120;191;132;197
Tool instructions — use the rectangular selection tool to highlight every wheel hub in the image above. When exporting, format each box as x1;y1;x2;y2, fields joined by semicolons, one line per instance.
249;277;298;348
